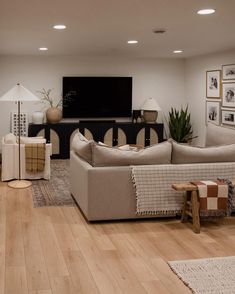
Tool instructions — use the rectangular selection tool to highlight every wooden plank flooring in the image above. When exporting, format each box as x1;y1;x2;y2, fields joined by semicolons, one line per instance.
1;181;235;293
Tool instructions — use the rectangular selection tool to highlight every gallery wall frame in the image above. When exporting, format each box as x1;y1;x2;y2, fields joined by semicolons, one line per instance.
222;82;235;107
221;109;235;126
222;64;235;80
206;70;221;98
206;100;220;125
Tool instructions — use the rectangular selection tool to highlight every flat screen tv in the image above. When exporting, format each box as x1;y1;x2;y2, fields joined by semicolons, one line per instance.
62;77;132;118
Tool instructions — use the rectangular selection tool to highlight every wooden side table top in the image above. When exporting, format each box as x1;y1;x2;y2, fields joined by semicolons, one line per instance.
172;180;235;192
172;183;198;191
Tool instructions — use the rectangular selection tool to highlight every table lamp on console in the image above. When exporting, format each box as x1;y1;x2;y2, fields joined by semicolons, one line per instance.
141;97;161;123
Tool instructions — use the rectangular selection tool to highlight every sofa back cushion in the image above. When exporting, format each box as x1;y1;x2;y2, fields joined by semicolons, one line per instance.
91;141;172;167
172;141;235;164
71;131;93;164
205;122;235;146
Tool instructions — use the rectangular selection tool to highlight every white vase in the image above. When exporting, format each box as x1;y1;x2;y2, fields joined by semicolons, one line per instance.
32;111;44;124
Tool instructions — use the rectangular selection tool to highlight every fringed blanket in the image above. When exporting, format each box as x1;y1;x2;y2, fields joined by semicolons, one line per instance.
221;179;235;215
132;165;184;216
25;143;45;172
191;180;228;217
131;163;235;216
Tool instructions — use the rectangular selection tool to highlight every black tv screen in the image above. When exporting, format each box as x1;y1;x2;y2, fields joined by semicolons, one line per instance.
62;77;132;118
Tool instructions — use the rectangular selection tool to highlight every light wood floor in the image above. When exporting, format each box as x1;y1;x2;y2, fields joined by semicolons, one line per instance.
1;182;235;294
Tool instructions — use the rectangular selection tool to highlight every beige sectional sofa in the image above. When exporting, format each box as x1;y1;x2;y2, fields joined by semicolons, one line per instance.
70;124;235;221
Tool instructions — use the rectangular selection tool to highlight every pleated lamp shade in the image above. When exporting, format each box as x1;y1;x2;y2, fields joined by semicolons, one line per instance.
0;83;39;102
141;98;161;123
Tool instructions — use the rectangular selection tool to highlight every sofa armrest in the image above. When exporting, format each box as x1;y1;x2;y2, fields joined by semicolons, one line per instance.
70;150;136;221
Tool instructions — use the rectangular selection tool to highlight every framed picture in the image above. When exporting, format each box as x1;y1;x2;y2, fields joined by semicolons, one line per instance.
222;64;235;80
206;70;221;98
206;100;220;125
222;82;235;107
222;109;235;126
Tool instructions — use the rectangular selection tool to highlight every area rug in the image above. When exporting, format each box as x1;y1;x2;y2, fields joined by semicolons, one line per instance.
31;160;76;207
168;256;235;294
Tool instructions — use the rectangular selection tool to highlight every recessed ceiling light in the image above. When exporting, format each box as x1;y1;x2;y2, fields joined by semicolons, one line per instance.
127;40;138;44
173;50;183;54
53;24;66;30
39;47;48;51
197;8;215;15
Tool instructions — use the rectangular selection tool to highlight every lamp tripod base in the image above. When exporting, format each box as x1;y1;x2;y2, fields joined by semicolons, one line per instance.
8;179;32;189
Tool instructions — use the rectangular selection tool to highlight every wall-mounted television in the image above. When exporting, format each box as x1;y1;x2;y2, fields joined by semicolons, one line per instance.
62;77;132;118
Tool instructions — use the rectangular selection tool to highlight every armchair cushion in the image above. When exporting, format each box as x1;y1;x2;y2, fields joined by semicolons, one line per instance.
19;136;46;144
4;133;17;144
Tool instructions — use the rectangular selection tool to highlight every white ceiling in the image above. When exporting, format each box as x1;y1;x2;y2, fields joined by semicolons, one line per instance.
1;0;235;58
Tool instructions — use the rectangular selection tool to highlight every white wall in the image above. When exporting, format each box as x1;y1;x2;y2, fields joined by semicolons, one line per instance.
0;55;185;144
185;49;235;146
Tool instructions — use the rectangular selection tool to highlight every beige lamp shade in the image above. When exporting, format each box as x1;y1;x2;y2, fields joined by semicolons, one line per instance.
141;97;162;111
0;83;39;102
141;98;161;123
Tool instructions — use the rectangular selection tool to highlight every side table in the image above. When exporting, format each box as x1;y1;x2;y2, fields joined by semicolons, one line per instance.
172;183;200;234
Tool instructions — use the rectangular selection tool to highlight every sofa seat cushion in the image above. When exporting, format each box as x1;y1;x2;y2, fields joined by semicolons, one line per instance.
172;141;235;164
91;141;172;167
71;131;93;164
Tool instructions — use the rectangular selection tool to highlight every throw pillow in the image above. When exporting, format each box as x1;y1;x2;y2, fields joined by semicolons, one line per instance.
205;122;235;146
71;131;93;164
4;133;17;144
118;144;139;151
172;140;235;164
91;141;172;167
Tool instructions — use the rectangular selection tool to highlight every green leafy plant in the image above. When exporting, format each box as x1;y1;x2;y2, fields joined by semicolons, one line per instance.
168;106;196;143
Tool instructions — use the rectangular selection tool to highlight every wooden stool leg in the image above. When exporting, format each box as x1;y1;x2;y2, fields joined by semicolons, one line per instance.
191;190;200;234
181;191;189;222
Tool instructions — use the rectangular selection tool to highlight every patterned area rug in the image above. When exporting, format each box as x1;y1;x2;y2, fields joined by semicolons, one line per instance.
168;256;235;294
31;160;76;207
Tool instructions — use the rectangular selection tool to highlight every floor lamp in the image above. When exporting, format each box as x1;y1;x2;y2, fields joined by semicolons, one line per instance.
0;83;40;189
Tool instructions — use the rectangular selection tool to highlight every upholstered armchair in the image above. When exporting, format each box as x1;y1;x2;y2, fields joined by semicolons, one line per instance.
1;133;51;181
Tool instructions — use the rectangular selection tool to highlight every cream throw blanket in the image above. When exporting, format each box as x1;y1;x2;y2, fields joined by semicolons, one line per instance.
131;163;235;216
132;165;183;215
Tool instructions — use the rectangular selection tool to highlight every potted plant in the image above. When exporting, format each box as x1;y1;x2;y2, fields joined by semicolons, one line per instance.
168;106;196;143
37;88;62;123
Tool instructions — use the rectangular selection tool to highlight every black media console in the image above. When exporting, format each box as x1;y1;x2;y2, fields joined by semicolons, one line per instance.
28;122;164;159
